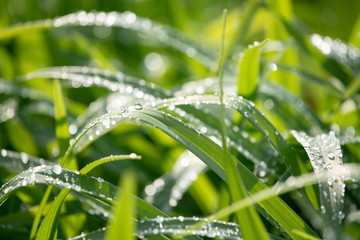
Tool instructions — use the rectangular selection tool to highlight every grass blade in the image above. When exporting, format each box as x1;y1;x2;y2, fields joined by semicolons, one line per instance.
35;154;140;240
291;131;345;237
237;39;268;97
106;171;136;240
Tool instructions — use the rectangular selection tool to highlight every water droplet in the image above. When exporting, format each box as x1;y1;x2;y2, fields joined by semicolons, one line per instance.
52;165;62;175
155;216;164;223
328;152;335;160
1;149;8;157
21;152;29;164
129;153;137;158
134;103;142;110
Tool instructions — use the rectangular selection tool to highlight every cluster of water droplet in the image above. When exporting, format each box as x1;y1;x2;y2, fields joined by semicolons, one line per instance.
137;216;241;239
311;34;360;71
291;130;345;223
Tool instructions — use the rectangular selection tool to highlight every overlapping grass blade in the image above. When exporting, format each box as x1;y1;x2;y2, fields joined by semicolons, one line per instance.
0;165;165;218
35;154;140;240
0;11;217;69
61;103;318;239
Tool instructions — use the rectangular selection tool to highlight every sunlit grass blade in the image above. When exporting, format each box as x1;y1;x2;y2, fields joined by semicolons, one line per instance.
64;104;317;239
0;11;217;69
0;165;165;218
0;149;50;172
22;66;170;99
35;154;141;240
237;39;268;97
291;130;345;237
106;171;136;240
198;163;360;239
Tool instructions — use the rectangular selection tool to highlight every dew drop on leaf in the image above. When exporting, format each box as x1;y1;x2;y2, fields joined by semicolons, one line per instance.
52;164;62;175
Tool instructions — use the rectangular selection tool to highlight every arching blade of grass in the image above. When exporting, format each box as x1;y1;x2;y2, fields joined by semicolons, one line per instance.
310;34;360;77
0;149;51;172
22;66;170;99
69;217;286;240
0;78;49;100
106;171;136;240
35;154;140;240
0;11;217;69
0;164;164;218
237;39;268;97
196;163;359;239
291;131;345;238
62;105;317;239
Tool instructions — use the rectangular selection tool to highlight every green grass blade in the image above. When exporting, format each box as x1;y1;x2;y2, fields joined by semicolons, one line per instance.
220;10;269;240
80;154;141;174
0;165;165;218
291;131;345;237
54;79;71;161
237;39;268;97
31;79;74;239
0;12;217;69
0;149;51;172
106;171;136;240
69;105;317;239
35;154;141;240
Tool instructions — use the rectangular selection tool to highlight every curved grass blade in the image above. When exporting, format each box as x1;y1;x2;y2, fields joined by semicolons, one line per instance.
69;217;287;240
0;78;48;100
35;154;140;240
310;34;360;76
106;171;136;240
63;104;318;239
22;66;170;99
195;163;359;239
0;11;217;69
0;165;165;218
0;149;49;172
291;130;345;237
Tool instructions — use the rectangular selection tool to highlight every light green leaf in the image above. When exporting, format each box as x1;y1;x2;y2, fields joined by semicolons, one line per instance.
106;171;136;240
238;39;268;97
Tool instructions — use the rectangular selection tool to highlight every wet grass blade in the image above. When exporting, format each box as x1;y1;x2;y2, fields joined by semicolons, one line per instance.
35;154;140;240
66;105;317;239
0;12;217;69
291;131;345;237
0;165;165;218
